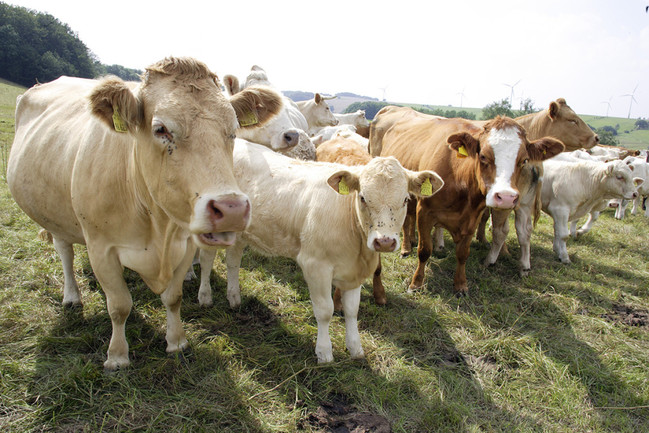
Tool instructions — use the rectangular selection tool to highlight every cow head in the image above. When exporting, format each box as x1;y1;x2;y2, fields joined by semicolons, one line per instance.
299;93;338;128
448;116;564;209
89;57;283;249
544;98;599;150
603;160;644;200
327;157;443;252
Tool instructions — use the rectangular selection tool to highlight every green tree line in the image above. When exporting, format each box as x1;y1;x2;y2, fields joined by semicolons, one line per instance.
0;3;140;87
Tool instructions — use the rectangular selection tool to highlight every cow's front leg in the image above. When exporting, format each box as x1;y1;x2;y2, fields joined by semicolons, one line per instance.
484;208;511;267
225;240;245;309
299;256;335;363
341;286;364;359
409;206;435;290
87;245;132;370
401;198;417;257
550;210;571;264
197;248;217;307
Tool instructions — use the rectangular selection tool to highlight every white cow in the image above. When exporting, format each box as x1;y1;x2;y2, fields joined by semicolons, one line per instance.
6;58;283;369
224;66;316;160
197;139;443;363
334;110;370;138
541;159;643;263
296;93;338;135
610;155;649;219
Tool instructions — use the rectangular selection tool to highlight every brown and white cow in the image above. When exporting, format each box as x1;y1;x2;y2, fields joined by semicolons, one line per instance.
376;114;563;295
479;98;599;274
7;57;282;369
197;139;442;362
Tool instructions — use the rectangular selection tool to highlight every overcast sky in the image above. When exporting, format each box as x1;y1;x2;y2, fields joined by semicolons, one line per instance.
8;0;649;118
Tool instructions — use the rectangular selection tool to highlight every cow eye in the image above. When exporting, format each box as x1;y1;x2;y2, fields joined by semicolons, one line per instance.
360;194;366;204
479;154;488;164
616;174;624;180
403;196;409;206
521;158;529;166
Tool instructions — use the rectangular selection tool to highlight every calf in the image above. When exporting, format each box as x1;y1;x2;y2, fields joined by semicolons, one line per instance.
541;159;643;263
377;115;563;295
296;93;338;135
334;110;371;138
199;139;442;362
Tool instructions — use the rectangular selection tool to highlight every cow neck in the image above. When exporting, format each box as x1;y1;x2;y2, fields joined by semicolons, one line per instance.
514;111;544;139
129;142;185;288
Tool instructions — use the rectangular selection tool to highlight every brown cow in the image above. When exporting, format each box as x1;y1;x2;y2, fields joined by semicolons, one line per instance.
377;115;563;295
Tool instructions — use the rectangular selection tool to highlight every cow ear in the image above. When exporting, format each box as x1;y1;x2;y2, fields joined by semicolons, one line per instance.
327;170;360;195
409;170;444;198
634;177;644;187
230;86;283;129
315;93;322;104
89;77;141;133
548;101;560;120
527;137;565;161
447;132;479;158
223;75;240;96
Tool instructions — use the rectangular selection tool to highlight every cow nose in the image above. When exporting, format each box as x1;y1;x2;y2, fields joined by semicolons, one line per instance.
494;192;519;209
594;135;600;143
333;119;339;125
633;192;638;199
373;237;397;252
283;131;299;148
207;197;250;232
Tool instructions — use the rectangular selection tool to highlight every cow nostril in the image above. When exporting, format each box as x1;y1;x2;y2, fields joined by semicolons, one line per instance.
208;200;224;220
284;132;299;146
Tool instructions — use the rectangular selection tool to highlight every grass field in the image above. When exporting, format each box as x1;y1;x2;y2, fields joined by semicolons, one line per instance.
1;81;648;432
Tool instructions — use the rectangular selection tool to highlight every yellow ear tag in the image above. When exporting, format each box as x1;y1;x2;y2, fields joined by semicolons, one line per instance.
238;110;258;127
112;105;128;133
421;178;433;196
338;178;350;195
543;149;547;155
457;145;468;158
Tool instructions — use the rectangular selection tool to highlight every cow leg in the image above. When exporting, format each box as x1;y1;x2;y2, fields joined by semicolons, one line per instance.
550;210;571;264
476;210;490;244
225;241;245;309
372;257;386;306
160;246;195;354
577;211;599;237
409;208;435;291
341;286;364;359
299;257;335;363
198;248;217;307
433;227;445;253
52;236;82;307
453;234;472;296
513;206;534;275
484;208;511;267
569;220;578;239
333;287;343;311
401;198;417;257
87;246;132;370
184;249;199;281
630;196;640;215
615;200;628;220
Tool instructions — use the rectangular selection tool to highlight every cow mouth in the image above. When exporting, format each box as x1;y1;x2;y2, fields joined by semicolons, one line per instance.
195;231;237;248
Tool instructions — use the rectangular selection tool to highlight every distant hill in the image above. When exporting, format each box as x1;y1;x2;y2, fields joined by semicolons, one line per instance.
283;90;379;113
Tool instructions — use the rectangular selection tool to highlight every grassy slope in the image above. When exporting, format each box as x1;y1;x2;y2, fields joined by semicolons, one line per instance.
1;81;648;432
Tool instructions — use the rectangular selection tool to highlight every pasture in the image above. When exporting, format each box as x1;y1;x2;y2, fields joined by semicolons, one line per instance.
1;80;649;432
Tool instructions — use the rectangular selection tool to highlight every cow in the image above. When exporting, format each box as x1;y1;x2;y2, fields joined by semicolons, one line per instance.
296;93;338;135
588;144;640;161
196;139;443;362
224;66;316;160
334;110;371;138
315;137;386;308
6;57;283;369
541;158;643;263
479;98;600;274
376;114;563;295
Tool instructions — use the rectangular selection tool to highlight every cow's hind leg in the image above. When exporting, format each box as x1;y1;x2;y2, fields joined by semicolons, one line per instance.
299;256;335;363
372;257;386;306
160;245;194;355
514;205;534;276
52;235;82;307
225;241;245;309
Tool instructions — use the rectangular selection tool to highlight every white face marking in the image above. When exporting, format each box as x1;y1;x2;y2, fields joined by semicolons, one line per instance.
485;126;521;206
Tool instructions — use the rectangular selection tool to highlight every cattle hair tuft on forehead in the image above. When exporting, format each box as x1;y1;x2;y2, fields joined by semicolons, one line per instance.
144;57;219;85
483;116;525;136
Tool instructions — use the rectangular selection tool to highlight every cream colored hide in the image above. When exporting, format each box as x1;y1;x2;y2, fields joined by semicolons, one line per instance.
224;66;316;160
6;58;283;370
541;159;643;264
296;93;338;135
611;156;649;219
197;139;443;363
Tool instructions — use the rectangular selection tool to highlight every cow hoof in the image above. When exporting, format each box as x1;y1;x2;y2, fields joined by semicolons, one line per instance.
407;283;424;293
520;268;531;277
374;296;387;306
400;251;411;258
103;356;130;371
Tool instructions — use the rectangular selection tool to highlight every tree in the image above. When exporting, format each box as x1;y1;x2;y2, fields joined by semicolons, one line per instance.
595;127;619;146
343;101;391;120
482;99;514;119
635;118;649;130
515;98;537;116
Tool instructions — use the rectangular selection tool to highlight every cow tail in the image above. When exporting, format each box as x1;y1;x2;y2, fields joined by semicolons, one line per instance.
533;182;542;228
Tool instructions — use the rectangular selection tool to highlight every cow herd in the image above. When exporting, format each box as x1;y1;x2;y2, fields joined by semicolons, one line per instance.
6;57;648;369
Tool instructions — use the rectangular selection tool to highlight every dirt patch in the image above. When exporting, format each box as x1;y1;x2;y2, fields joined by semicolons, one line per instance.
601;304;649;327
301;394;391;433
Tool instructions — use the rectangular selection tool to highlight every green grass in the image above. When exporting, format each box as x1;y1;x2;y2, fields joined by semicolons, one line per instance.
1;82;649;432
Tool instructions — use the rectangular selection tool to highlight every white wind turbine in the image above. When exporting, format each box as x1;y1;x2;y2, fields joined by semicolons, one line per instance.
622;84;639;119
503;79;521;105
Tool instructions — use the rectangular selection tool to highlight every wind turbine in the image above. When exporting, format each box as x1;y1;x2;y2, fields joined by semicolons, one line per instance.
378;85;389;102
600;97;613;117
622;84;639;119
503;79;521;105
456;88;466;108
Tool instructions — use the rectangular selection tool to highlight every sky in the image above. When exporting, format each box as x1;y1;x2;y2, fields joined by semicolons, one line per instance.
7;0;649;118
